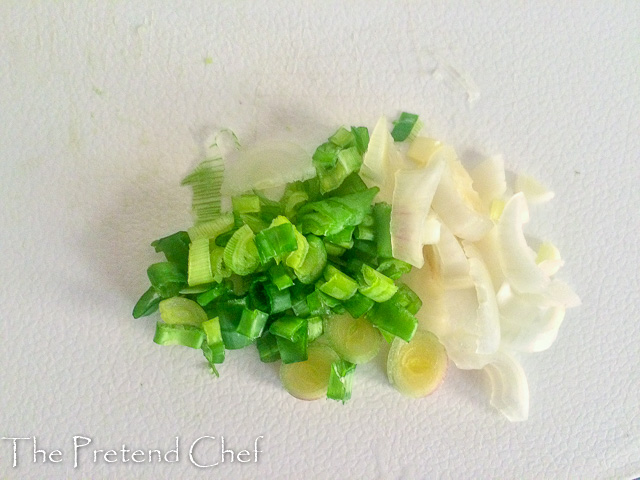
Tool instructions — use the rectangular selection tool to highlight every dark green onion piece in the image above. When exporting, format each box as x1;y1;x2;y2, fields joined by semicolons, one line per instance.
276;324;308;364
327;359;356;403
153;322;205;349
257;332;280;363
325;172;368;197
238;213;270;233
281;182;309;220
247;278;270;312
351;126;370;155
151;231;190;268
316;146;363;193
358;264;398;302
290;283;313;317
373;202;393;258
342;292;375;319
316;289;343;310
306;290;329;316
365;301;418;343
202;317;226;364
214;228;237;247
323;240;347;257
391;112;420;142
147;262;187;298
269;316;306;341
196;281;230;306
217;304;255;350
294;234;327;284
307;316;323;341
232;194;261;214
236;308;269;340
376;258;412;280
265;283;291;314
325;225;355;249
254;223;298;264
268;263;294;291
318;265;358;300
312;141;340;169
132;286;162;319
297;187;379;237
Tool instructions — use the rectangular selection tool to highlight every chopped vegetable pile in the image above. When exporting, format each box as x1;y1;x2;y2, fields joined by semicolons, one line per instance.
133;112;579;421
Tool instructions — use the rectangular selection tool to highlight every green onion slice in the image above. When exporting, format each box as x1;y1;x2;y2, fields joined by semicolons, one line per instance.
223;224;260;275
327;359;356;403
153;322;205;349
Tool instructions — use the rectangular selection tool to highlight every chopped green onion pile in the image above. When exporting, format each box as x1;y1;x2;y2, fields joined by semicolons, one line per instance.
133;116;427;404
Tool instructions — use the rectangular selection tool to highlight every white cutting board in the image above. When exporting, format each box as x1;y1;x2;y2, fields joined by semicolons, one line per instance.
1;2;639;479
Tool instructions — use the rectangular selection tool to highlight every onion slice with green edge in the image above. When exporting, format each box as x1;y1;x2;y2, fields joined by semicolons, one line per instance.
387;329;448;398
279;344;340;400
323;313;382;364
483;350;529;422
497;193;550;294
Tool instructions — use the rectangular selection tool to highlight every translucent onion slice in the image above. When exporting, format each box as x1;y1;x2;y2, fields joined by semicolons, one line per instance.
390;158;445;267
470;155;507;208
360;116;389;185
483;350;529;422
472;227;506;290
432;221;473;289
497;193;550;294
422;212;441;245
279;343;340;401
515;174;555;205
222;140;315;195
536;241;564;276
387;329;448;398
407;137;443;166
324;313;382;364
430;146;493;241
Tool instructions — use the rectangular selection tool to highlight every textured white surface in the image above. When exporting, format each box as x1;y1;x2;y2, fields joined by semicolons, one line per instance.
1;2;639;479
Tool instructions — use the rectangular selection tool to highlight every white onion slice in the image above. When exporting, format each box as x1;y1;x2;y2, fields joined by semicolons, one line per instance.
470;155;507;208
390;158;445;267
430;147;493;241
483;350;530;422
433;221;473;289
536;241;564;276
422;212;441;245
222;140;315;194
472;227;506;290
515;174;555;205
360;116;389;185
497;193;550;293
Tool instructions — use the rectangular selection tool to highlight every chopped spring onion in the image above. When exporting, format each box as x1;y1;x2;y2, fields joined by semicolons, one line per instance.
365;299;418;343
293;234;327;284
387;329;448;398
268;263;294;290
342;292;375;319
147;262;187;298
307;316;324;342
358;264;398;302
187;238;214;286
324;313;382;364
223;224;260;275
187;212;235;241
372;202;392;258
327;359;356;403
158;296;208;327
391;112;422;142
254;221;299;264
257;332;280;363
133;287;162;319
279;344;340;400
181;157;224;225
276;323;308;364
237;308;269;340
264;283;291;313
153;322;205;349
318;265;358;300
232;194;261;214
151;231;190;267
202;317;225;364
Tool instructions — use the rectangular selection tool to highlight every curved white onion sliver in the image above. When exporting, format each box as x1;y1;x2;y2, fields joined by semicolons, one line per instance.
483;350;530;422
433;221;473;289
222;140;315;194
470;155;507;208
390;158;445;267
360;116;389;185
472;227;506;290
422;212;441;245
497;193;550;293
430;147;493;241
536;241;564;276
463;242;501;355
515;174;555;205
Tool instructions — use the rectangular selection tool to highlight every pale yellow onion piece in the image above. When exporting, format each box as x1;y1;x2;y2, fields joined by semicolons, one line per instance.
483;350;530;422
462;242;501;355
496;282;566;352
515;174;555;205
432;220;473;289
279;344;340;401
390;158;445;267
387;329;448;398
470;155;507;209
430;146;493;241
222;140;315;195
323;313;382;364
403;246;450;337
497;193;550;294
407;136;443;167
360;116;389;185
422;211;441;245
472;226;506;291
158;297;208;327
536;241;564;276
